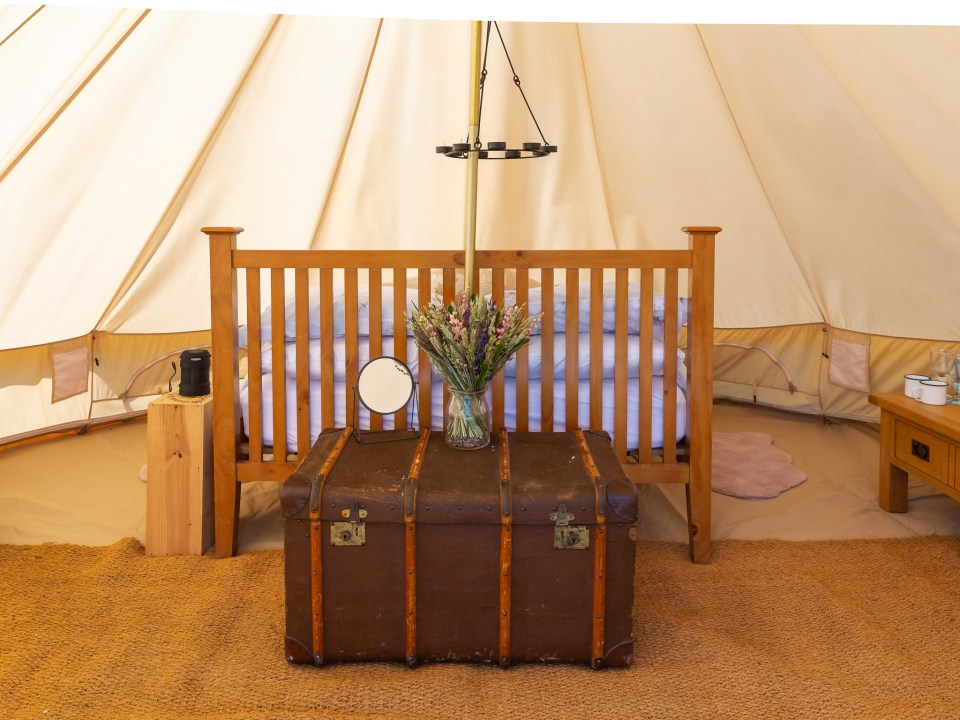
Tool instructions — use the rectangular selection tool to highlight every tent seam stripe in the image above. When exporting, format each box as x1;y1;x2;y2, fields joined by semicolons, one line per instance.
94;14;283;332
0;8;150;185
799;26;960;241
694;25;828;324
0;4;44;49
309;18;384;250
696;25;829;413
574;23;619;250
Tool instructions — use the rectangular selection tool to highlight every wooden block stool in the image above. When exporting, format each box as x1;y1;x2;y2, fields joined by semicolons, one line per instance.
146;392;213;556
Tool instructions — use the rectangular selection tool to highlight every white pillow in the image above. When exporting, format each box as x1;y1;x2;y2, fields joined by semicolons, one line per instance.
238;282;686;344
259;333;680;381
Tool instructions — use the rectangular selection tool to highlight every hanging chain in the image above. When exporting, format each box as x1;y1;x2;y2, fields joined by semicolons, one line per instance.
493;21;549;146
475;21;493;150
438;20;555;158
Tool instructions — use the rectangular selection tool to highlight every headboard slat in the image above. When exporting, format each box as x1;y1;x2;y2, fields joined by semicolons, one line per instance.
294;268;310;458
245;268;263;463
515;269;529;432
663;268;680;464
492;267;505;430
270;269;287;463
638;267;654;464
565;269;578;432
319;269;334;431
613;269;628;462
589;268;603;431
344;269;360;430
393;269;408;430
368;268;383;431
442;268;455;427
417;268;431;429
540;269;554;431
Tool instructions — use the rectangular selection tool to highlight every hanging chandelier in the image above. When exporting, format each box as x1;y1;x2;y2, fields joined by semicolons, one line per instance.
436;21;557;160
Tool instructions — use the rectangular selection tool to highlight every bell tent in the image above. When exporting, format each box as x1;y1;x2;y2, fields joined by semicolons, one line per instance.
1;4;960;444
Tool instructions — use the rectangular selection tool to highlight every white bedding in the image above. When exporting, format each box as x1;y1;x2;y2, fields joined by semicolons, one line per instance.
240;282;690;453
238;282;687;343
242;373;687;454
258;334;681;382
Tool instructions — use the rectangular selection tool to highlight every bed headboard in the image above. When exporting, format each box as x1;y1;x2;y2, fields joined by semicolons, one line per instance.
203;227;718;561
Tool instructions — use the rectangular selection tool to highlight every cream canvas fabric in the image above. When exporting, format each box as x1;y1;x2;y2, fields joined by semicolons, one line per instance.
1;6;959;440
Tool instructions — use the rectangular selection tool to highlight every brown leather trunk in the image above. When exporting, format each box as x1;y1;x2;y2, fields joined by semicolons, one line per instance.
282;428;637;668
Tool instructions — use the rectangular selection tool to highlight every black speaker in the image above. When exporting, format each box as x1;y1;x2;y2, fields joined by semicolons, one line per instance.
178;349;211;397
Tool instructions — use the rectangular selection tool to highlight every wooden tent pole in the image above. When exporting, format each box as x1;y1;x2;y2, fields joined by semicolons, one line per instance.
464;20;482;297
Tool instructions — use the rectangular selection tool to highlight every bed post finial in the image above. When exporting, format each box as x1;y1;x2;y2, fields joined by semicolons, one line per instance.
202;226;244;558
682;226;719;564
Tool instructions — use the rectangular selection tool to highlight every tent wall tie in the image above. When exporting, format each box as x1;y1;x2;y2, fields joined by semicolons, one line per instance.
714;341;798;395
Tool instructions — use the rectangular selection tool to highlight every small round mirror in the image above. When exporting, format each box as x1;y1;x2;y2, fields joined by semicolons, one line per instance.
357;356;415;415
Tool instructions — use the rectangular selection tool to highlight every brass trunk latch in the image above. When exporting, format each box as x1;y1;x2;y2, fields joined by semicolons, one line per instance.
549;503;589;550
330;501;367;546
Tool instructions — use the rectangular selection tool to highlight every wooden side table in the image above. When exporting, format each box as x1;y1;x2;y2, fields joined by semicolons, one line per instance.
868;392;960;511
146;392;214;555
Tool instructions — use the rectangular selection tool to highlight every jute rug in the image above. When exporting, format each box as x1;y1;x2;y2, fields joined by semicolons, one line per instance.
712;431;807;499
3;536;960;720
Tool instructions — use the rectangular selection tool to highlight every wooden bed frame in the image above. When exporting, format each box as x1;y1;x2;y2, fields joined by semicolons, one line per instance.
203;226;719;563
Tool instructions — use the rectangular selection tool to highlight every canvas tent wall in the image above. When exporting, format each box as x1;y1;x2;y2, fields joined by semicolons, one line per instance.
2;4;959;443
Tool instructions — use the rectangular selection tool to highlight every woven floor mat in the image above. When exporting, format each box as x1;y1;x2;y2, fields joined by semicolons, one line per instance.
2;536;960;719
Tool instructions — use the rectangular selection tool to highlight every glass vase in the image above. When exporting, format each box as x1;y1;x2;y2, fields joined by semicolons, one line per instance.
445;387;491;450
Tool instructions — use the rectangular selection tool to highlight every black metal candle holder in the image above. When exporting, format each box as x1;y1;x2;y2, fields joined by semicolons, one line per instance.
436;22;557;161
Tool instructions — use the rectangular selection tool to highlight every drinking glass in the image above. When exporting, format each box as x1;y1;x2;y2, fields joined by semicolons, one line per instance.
930;348;959;404
929;348;955;384
947;356;960;405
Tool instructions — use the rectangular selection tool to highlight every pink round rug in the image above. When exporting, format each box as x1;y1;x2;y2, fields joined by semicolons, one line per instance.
712;431;807;499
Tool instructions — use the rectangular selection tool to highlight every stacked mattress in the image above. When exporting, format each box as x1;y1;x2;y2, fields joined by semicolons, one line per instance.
240;283;688;453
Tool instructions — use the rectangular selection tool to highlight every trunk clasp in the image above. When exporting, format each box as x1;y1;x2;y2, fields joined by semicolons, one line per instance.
550;503;589;550
330;501;367;546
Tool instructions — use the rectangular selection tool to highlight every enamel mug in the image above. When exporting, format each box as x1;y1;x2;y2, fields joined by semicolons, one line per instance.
910;379;948;406
904;374;930;397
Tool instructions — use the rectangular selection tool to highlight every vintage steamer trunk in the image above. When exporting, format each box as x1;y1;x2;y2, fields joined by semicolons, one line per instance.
282;427;638;668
